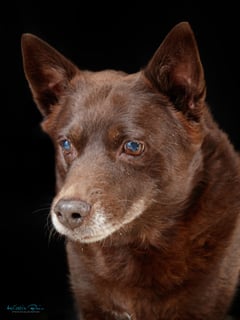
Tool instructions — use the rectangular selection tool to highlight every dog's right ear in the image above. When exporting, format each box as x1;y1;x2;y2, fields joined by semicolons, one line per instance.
21;34;79;116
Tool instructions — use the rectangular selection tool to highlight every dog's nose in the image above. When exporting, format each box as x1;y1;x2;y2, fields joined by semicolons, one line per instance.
53;199;91;229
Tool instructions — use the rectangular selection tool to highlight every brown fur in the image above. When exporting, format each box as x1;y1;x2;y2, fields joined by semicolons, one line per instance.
21;22;240;319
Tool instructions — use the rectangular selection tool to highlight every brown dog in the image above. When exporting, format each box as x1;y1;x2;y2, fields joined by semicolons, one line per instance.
21;22;240;319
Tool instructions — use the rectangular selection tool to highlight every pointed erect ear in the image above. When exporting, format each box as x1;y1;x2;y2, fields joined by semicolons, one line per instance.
144;22;206;121
21;34;79;116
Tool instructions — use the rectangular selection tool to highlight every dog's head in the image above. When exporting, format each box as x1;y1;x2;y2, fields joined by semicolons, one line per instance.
22;22;206;244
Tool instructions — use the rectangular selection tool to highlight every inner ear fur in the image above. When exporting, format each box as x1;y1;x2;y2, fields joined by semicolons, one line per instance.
144;22;206;121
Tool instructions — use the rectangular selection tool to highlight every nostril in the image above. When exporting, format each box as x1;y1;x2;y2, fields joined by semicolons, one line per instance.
71;212;82;220
54;210;65;223
56;211;62;217
55;210;65;224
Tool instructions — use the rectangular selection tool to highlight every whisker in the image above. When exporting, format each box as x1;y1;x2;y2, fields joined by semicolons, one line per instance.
44;213;64;245
47;226;59;245
31;202;65;245
32;203;52;215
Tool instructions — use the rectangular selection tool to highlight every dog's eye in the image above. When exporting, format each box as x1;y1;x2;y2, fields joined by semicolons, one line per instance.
59;138;77;165
123;141;145;156
60;139;72;152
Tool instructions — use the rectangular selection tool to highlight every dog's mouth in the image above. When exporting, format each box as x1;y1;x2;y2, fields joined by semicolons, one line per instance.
51;199;147;243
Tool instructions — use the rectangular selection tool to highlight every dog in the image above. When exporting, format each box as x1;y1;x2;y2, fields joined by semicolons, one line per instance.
21;22;240;319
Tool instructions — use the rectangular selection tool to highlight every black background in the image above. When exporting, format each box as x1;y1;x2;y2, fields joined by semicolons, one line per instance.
1;2;240;319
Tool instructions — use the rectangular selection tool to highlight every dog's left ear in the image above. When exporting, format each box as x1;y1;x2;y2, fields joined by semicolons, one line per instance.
144;22;206;121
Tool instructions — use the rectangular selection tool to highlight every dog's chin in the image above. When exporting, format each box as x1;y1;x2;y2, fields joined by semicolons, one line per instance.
51;199;147;244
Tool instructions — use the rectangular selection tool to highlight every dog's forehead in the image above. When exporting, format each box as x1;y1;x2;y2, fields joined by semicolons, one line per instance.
70;71;148;119
51;68;177;144
55;70;169;140
77;70;141;103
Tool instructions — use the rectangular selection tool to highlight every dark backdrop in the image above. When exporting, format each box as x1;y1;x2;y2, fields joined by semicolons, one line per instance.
1;3;239;319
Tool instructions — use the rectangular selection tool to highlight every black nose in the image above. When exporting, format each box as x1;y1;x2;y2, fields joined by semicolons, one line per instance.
53;199;91;229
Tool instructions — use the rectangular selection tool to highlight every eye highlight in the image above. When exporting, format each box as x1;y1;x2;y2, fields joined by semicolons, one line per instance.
123;140;145;156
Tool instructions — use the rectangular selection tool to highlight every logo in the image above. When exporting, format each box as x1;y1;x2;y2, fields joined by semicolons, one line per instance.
6;304;45;313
